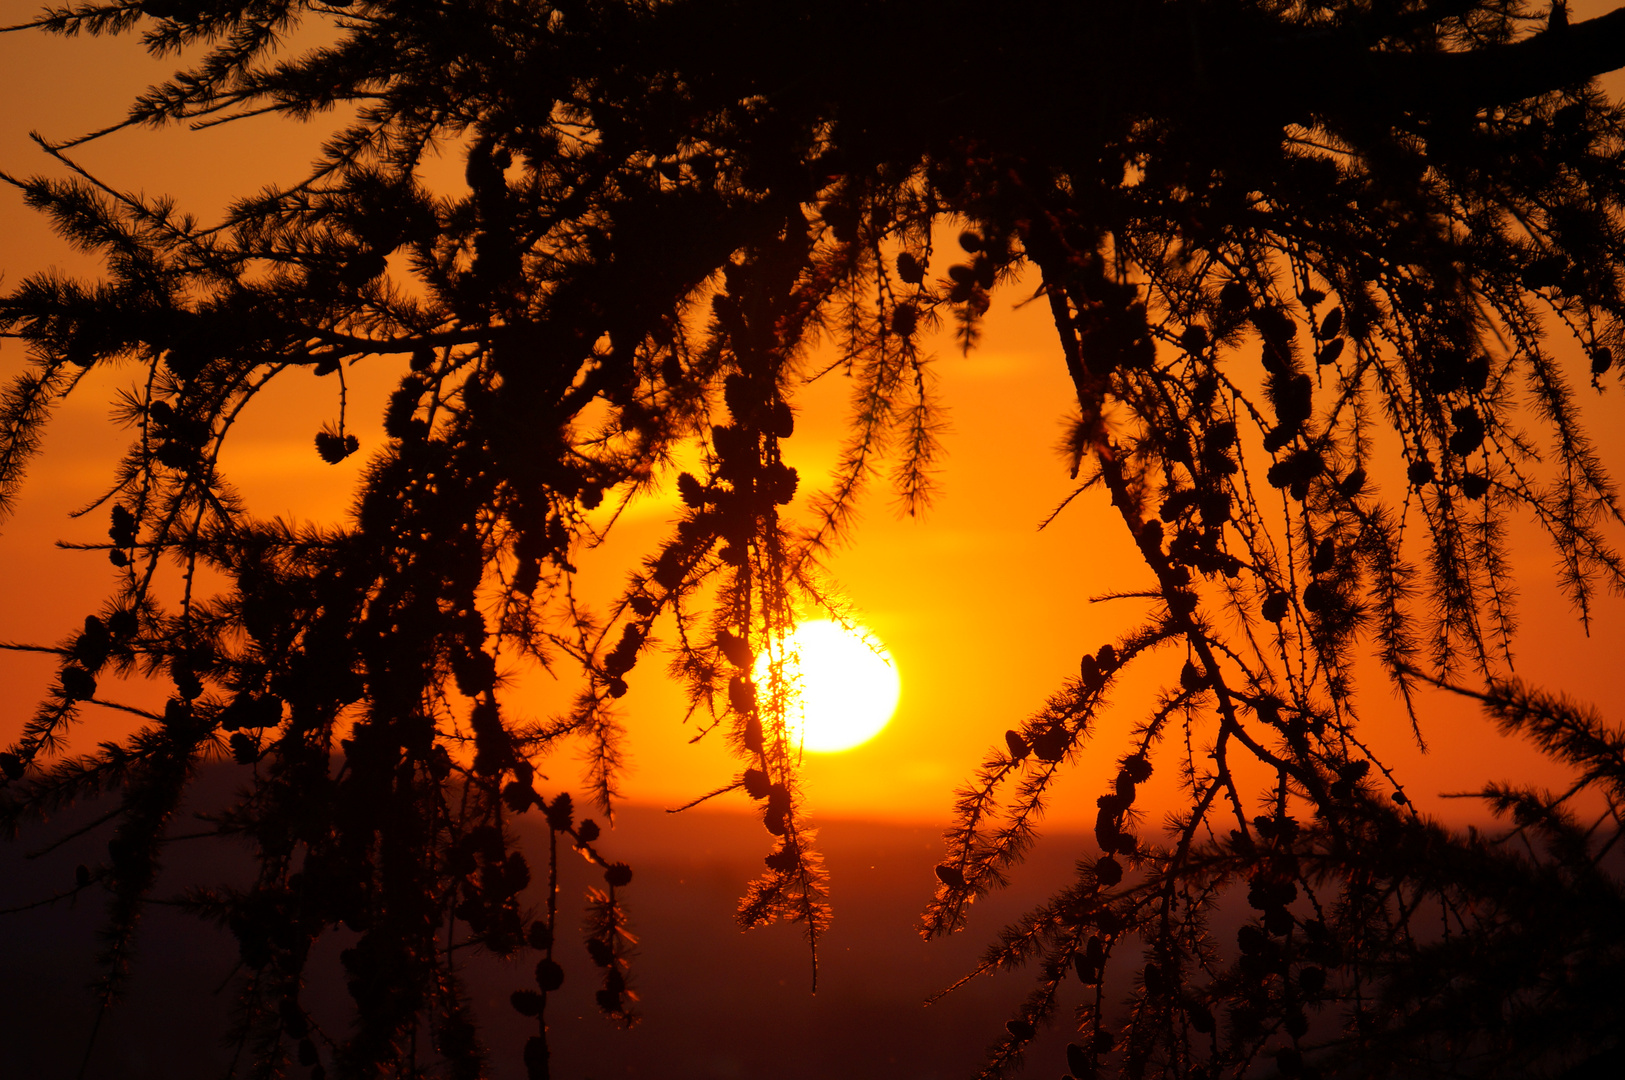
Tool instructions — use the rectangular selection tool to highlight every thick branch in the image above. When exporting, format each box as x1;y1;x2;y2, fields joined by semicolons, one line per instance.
1369;6;1625;110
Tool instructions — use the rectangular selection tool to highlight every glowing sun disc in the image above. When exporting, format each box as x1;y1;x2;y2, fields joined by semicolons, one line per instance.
760;620;901;753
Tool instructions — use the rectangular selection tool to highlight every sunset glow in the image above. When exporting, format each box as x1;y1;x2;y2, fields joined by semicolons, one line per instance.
762;620;901;753
4;5;1625;833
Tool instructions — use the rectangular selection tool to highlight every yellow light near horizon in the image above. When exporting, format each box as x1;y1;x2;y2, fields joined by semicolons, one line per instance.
761;620;901;753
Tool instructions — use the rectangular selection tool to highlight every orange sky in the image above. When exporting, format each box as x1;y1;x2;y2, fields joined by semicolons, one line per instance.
5;4;1625;835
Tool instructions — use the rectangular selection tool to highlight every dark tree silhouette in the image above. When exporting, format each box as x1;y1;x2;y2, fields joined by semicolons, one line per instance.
4;1;1625;1078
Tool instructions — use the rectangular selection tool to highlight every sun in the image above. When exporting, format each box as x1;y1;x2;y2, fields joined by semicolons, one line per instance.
757;620;901;753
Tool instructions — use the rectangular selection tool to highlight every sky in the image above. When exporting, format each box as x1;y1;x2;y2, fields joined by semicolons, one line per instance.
4;1;1625;840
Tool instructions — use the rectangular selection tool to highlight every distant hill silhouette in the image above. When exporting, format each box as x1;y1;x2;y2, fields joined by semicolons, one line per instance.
3;762;1106;1080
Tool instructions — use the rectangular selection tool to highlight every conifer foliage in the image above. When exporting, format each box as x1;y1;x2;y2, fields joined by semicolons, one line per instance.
4;1;1625;1078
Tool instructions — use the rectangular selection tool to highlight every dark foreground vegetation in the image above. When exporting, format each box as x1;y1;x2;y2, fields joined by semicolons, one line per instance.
4;2;1625;1078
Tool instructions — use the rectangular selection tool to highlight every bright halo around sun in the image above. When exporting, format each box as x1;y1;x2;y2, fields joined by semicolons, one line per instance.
758;620;901;753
